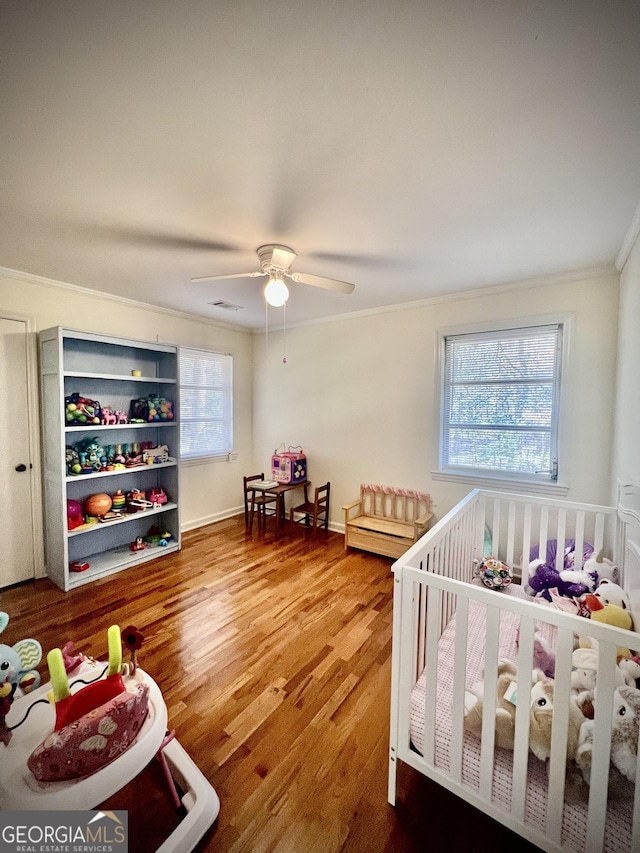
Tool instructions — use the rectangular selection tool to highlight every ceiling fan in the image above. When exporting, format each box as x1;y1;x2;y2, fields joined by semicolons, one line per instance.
191;244;355;307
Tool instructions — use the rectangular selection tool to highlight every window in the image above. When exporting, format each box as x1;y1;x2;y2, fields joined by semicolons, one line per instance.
179;347;233;461
440;323;563;482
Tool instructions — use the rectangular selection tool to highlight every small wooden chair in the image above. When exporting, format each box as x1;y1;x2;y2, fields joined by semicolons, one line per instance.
243;474;278;534
289;482;330;538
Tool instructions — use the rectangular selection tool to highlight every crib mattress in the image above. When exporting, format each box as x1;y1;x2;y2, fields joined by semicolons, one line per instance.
409;586;633;853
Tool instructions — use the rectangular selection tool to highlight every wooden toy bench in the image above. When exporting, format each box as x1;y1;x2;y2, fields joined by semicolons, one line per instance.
343;484;433;559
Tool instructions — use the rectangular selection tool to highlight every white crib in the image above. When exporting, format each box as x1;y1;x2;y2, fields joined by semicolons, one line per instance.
388;483;640;853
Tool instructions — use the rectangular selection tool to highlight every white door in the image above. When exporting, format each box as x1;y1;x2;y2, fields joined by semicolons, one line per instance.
0;317;36;586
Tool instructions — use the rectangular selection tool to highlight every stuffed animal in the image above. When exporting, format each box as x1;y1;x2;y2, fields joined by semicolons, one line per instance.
591;578;632;617
583;550;619;585
528;678;586;762
0;623;42;746
464;661;520;750
464;661;584;761
533;631;556;678
580;594;635;659
575;685;640;796
525;540;597;601
526;560;598;602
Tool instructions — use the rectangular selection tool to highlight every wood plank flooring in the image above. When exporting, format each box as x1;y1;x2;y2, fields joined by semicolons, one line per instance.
2;517;538;852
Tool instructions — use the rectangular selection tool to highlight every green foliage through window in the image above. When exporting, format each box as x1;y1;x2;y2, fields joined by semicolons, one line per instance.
442;325;561;479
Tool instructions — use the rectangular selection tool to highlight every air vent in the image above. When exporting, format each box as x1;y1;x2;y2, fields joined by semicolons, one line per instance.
209;300;243;312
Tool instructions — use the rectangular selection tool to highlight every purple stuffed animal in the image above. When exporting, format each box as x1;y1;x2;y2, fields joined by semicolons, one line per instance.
526;539;596;601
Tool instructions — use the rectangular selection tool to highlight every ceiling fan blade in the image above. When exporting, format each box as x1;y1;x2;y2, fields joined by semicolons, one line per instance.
288;272;355;294
191;271;266;283
309;250;402;269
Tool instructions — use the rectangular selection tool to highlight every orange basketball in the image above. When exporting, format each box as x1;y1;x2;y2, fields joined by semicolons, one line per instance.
85;492;113;517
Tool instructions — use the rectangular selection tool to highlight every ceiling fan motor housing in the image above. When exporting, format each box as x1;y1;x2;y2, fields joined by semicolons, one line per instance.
257;244;297;274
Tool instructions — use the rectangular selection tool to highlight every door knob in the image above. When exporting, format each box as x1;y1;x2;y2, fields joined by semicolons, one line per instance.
15;463;27;472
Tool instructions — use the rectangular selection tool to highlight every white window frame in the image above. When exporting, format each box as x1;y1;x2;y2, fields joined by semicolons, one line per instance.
433;314;572;496
179;346;233;464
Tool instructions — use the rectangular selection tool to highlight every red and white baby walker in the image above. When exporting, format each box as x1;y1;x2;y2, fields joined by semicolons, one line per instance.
0;623;219;852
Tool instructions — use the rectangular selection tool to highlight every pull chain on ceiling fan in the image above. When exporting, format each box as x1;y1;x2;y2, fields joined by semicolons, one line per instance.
191;244;356;306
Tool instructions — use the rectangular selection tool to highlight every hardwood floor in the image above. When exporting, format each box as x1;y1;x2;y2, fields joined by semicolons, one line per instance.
2;517;538;852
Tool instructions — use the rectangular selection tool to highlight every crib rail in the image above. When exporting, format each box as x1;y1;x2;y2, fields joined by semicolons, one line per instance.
388;488;637;853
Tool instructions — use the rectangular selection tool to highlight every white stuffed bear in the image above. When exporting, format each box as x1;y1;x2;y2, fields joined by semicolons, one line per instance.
592;577;631;613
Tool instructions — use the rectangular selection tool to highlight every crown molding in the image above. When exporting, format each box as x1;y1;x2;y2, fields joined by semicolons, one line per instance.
253;264;618;333
616;199;640;272
0;266;251;335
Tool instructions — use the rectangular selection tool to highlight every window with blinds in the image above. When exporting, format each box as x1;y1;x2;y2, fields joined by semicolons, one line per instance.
441;324;562;480
179;347;233;461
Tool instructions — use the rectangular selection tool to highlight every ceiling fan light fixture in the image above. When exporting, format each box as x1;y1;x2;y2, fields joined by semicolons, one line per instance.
264;275;289;307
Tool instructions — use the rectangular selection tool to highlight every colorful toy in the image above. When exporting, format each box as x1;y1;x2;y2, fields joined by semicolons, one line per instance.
98;491;118;514
100;406;117;425
0;621;43;746
148;487;168;506
84;492;113;517
129;396;174;423
478;557;512;591
64;393;102;426
115;410;128;424
131;537;146;552
65;446;82;476
143;444;169;464
112;489;126;511
75;437;105;472
66;499;84;530
27;625;149;782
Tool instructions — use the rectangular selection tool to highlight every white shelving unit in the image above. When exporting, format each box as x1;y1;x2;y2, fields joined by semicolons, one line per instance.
39;327;181;591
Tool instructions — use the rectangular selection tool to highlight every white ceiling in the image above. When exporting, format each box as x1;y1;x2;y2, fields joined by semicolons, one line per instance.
1;1;639;330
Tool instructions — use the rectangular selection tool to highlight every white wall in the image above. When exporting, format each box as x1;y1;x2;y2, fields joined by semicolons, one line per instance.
0;271;254;547
613;231;640;489
254;272;620;526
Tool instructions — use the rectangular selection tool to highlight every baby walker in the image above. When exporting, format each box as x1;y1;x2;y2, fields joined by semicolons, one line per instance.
0;624;219;853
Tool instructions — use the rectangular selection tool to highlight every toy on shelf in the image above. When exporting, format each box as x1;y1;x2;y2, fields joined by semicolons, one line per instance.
144;526;173;545
100;406;117;425
85;492;113;517
67;499;84;530
143;444;170;464
65;393;102;426
130;537;146;552
126;489;153;512
112;489;126;511
129;395;174;423
76;437;105;472
149;487;168;506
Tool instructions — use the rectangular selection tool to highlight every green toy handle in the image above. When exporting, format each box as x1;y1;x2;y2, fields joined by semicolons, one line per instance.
47;648;69;702
107;625;122;676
